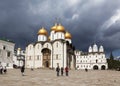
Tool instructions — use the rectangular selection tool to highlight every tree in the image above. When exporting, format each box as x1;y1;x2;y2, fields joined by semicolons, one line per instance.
110;52;114;60
107;52;120;70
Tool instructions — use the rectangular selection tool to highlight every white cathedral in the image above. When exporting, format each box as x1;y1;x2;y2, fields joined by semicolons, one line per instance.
25;23;75;69
25;23;108;70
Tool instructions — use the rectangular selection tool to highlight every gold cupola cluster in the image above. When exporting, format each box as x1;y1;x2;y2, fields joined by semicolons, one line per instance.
38;27;48;36
65;31;72;39
51;23;65;33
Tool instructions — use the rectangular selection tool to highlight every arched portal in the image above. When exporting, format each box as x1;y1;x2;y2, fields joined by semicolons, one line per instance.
101;65;106;70
41;48;51;68
93;65;99;70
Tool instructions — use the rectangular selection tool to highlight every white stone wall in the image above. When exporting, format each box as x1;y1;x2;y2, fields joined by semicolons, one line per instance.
0;40;15;69
52;41;65;68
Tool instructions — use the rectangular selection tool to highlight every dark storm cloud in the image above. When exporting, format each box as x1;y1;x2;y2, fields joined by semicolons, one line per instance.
0;0;120;56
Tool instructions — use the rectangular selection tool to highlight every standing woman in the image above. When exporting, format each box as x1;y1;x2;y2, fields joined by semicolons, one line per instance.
65;66;69;76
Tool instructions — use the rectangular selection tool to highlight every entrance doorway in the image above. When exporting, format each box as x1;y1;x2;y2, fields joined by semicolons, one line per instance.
93;65;99;70
101;65;106;70
42;48;51;68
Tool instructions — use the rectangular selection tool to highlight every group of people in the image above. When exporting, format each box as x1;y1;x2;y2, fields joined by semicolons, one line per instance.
0;65;7;74
56;66;69;76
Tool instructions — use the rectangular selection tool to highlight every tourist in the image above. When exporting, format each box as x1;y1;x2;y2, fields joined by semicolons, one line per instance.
31;66;34;71
65;66;69;76
56;66;60;76
21;65;25;76
61;67;64;76
3;66;7;74
0;65;3;74
85;68;88;72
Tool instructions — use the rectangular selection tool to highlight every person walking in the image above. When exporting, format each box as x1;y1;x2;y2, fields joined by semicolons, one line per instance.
0;65;3;74
56;66;60;76
3;66;7;74
65;66;69;76
61;67;64;76
21;65;25;76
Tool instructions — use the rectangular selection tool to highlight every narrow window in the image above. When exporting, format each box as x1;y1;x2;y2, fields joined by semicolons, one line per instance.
96;59;98;63
56;42;58;47
3;46;6;50
7;52;11;57
37;55;39;60
56;54;58;60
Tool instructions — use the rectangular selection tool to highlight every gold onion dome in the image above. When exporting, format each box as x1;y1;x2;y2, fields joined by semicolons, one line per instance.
65;32;72;39
51;23;57;31
38;27;48;35
55;24;65;33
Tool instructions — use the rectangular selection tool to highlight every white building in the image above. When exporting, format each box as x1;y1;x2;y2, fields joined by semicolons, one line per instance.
75;44;108;70
0;39;15;69
25;23;75;69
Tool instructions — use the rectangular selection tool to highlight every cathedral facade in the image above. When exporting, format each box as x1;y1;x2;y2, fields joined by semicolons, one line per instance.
25;23;75;69
75;44;108;70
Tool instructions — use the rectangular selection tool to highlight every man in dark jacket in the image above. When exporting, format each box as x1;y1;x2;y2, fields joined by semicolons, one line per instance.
61;67;64;76
56;66;60;76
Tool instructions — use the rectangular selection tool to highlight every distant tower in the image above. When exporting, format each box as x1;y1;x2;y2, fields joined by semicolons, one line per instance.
17;48;21;55
99;45;104;52
38;27;48;41
93;43;98;52
88;46;92;53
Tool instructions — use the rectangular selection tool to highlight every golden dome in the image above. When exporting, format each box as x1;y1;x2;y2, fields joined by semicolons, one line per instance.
55;24;65;33
38;27;48;35
65;32;72;39
51;23;57;31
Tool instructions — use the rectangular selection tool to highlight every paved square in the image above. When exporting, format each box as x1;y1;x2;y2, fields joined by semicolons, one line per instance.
0;69;120;86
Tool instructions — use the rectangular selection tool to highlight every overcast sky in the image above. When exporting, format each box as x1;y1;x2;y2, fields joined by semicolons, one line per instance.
0;0;120;57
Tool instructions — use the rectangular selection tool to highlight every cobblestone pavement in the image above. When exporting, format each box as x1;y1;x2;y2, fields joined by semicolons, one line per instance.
0;69;120;86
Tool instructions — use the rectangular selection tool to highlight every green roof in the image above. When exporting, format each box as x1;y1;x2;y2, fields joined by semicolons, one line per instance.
0;38;15;43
